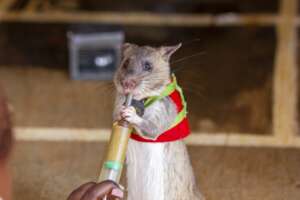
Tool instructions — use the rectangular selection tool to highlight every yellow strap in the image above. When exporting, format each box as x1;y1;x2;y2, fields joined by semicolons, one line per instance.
144;74;177;107
143;74;187;129
170;84;187;128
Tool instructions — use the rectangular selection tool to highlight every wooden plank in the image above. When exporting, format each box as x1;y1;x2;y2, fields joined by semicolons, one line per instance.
14;127;300;148
15;127;111;142
186;134;300;147
0;0;16;12
0;12;277;26
273;0;298;144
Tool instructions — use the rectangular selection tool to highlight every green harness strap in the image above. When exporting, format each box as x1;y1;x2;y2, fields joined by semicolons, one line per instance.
143;74;187;129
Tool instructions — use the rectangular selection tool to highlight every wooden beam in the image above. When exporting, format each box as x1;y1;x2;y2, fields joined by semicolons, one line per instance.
15;127;111;142
185;133;300;148
0;12;277;26
14;127;300;148
273;0;298;144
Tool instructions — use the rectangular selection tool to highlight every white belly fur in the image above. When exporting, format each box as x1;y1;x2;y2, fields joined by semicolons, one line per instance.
126;139;203;200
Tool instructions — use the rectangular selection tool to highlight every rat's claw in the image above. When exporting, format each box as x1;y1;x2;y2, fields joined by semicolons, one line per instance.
121;106;136;116
121;107;135;118
121;106;142;125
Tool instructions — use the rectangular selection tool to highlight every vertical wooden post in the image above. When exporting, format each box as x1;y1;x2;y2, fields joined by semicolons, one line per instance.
273;0;298;143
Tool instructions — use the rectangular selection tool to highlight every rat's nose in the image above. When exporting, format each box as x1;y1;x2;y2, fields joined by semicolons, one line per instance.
122;79;137;90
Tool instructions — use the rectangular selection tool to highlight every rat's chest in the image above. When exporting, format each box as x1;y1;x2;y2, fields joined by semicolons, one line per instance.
130;95;191;142
126;140;167;200
126;140;195;200
126;140;177;177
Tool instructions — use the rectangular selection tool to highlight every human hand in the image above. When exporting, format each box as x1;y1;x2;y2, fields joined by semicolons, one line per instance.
67;180;124;200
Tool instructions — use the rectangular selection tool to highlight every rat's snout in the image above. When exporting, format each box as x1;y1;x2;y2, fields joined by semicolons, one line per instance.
121;79;137;93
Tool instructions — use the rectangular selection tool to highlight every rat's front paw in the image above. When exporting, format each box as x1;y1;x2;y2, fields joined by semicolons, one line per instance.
121;106;143;125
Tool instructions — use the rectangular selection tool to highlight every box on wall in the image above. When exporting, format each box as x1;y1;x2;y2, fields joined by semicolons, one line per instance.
68;31;124;80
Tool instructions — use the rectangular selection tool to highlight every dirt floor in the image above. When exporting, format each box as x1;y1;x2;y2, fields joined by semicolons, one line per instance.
11;141;300;200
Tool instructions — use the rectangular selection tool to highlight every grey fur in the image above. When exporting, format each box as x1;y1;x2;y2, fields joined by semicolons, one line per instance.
134;97;177;140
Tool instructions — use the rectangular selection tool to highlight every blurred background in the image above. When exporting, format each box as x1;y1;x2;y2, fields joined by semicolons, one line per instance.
0;0;299;199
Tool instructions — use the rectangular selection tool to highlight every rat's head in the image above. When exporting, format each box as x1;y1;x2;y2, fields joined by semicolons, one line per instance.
114;43;181;99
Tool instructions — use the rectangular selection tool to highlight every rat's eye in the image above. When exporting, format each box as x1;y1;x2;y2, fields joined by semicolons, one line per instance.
142;61;152;72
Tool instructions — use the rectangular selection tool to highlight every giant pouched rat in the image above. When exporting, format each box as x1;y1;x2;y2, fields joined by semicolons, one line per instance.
113;43;204;200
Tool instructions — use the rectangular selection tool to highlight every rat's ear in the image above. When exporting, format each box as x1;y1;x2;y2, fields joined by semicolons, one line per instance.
159;43;182;61
122;43;136;57
122;43;131;52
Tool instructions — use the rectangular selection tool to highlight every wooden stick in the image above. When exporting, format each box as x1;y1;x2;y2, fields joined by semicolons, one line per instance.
273;0;298;144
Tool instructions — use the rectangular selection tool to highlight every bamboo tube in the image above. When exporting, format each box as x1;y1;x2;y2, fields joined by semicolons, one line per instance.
98;94;133;183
